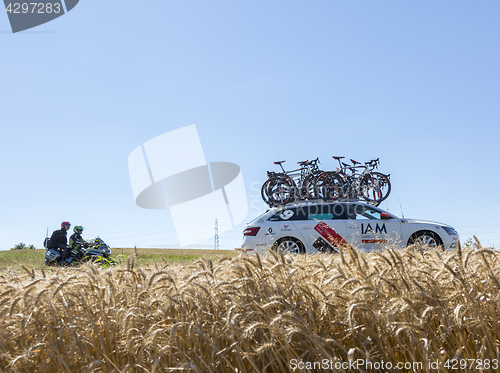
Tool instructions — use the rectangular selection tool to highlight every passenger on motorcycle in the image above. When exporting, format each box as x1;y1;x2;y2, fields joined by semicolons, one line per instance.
48;221;71;261
68;225;89;261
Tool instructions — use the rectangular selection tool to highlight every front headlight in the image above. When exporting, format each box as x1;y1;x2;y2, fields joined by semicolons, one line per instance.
442;226;458;236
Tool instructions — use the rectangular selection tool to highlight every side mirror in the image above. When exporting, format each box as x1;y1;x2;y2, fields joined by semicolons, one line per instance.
380;213;392;220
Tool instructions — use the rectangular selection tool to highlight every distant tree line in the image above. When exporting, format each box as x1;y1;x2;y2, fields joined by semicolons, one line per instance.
10;243;36;250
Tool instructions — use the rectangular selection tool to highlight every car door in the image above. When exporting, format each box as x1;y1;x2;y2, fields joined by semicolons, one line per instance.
294;204;349;253
344;203;402;251
266;206;308;247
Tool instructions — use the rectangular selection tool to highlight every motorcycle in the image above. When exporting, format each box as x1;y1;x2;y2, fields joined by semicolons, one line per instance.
44;237;116;266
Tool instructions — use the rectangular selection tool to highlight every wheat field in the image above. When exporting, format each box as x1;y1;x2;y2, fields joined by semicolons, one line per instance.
0;240;499;372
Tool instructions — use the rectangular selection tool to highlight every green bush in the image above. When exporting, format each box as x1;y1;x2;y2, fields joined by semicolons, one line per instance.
10;243;36;250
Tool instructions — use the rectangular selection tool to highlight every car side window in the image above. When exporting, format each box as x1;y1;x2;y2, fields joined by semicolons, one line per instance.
267;204;387;221
350;205;383;220
309;204;349;220
308;204;341;220
360;209;382;219
331;203;350;219
268;207;308;221
309;213;334;220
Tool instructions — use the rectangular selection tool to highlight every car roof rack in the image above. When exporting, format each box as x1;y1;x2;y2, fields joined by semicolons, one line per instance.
267;198;375;208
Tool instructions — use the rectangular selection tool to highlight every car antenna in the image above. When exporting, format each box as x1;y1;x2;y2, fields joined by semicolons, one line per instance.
395;187;405;219
43;227;49;249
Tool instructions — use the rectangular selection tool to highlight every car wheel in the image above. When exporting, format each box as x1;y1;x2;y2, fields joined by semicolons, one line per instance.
272;236;305;254
408;231;443;249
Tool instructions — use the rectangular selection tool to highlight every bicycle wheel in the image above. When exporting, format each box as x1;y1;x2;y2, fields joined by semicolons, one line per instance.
360;172;391;204
299;174;318;200
261;178;274;206
261;177;295;206
315;172;344;201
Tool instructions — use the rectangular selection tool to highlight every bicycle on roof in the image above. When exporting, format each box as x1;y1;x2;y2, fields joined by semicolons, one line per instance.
314;156;391;206
261;158;323;207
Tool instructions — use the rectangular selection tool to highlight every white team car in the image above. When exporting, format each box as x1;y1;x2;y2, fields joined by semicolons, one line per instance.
242;201;460;254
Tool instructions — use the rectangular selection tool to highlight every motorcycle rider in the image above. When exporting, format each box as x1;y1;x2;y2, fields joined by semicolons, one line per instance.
48;221;71;262
68;225;89;262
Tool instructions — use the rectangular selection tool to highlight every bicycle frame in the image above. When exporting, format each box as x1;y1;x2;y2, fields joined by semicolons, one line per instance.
285;159;322;199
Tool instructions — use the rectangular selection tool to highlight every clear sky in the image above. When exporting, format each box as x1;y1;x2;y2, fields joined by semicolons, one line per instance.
1;0;499;251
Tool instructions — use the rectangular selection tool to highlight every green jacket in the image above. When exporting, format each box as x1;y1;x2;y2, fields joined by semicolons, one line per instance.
69;233;86;253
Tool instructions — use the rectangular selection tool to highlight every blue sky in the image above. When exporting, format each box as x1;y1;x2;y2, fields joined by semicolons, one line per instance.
1;0;499;250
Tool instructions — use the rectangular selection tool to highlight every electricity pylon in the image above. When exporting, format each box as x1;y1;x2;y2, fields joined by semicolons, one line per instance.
214;218;219;250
